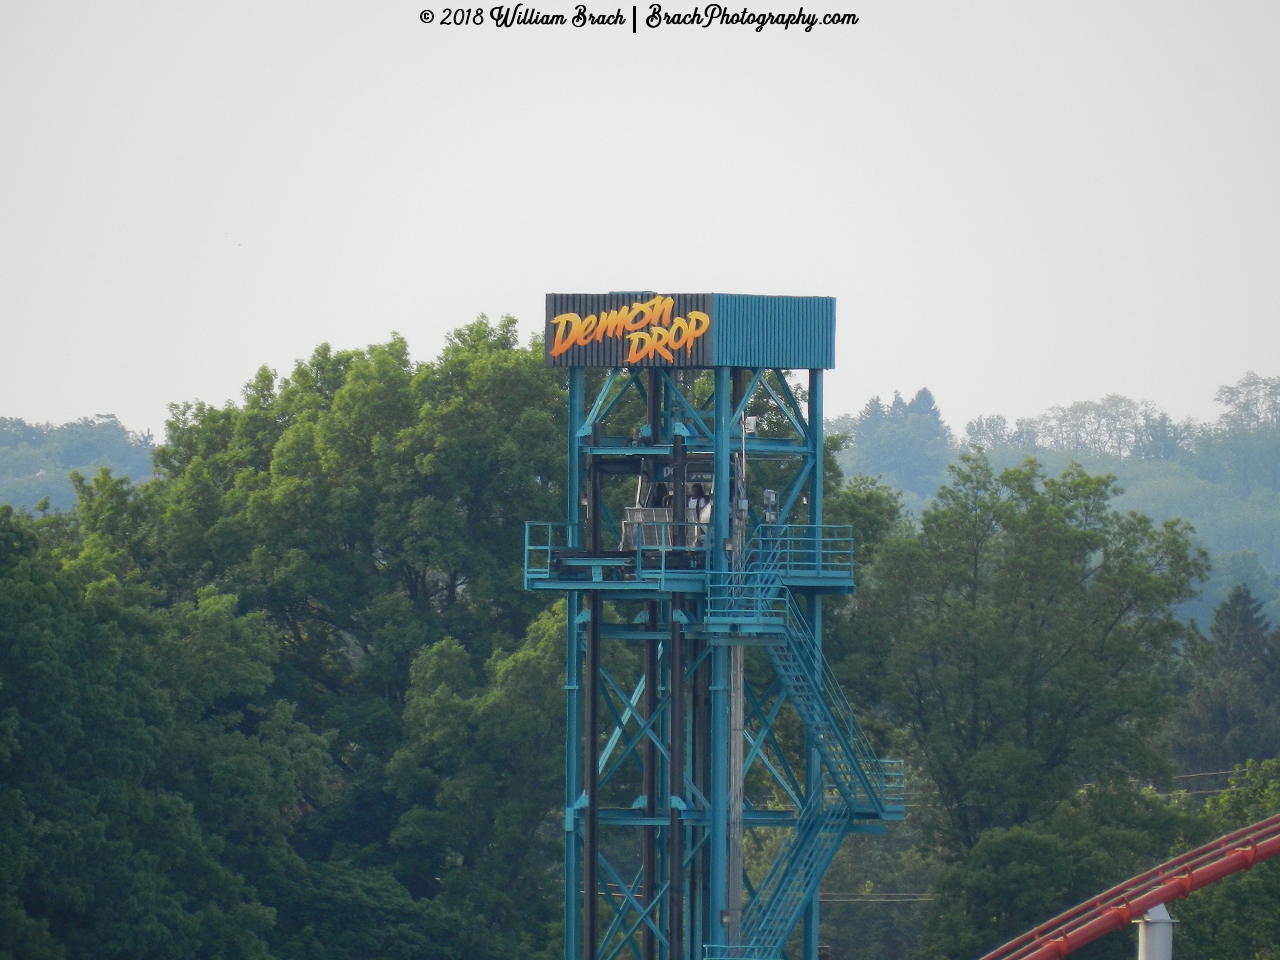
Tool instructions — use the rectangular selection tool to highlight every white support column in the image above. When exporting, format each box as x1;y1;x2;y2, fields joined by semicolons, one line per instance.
1135;903;1175;960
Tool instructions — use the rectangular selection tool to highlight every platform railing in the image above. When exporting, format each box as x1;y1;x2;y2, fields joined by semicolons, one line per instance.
524;521;574;586
705;570;784;625
527;520;854;589
525;520;712;589
629;520;711;552
630;521;711;589
749;524;855;579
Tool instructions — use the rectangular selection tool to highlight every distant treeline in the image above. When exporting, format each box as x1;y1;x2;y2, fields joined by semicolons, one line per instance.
0;415;154;511
829;373;1280;626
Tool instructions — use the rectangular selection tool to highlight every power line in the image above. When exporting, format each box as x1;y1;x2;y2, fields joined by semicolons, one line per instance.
1172;770;1236;779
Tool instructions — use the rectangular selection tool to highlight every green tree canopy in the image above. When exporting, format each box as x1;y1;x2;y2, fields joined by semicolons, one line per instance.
859;453;1206;853
0;503;280;960
0;319;571;960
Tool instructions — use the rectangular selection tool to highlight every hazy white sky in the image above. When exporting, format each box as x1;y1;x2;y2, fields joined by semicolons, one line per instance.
1;2;1277;438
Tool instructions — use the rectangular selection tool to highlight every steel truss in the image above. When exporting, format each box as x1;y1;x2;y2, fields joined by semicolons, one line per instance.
531;366;903;960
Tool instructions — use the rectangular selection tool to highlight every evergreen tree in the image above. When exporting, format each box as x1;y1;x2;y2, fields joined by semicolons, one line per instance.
1172;584;1280;773
841;388;955;497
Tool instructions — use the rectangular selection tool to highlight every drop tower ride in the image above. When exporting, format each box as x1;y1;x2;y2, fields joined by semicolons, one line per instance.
524;293;903;960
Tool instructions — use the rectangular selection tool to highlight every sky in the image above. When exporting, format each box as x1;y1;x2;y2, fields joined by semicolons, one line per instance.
1;1;1277;439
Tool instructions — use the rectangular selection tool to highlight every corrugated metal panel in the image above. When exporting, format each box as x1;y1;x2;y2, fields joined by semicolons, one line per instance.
545;292;714;367
544;292;834;369
710;294;835;370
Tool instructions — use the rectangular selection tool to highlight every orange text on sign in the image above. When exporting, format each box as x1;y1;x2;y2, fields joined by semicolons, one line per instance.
549;296;710;363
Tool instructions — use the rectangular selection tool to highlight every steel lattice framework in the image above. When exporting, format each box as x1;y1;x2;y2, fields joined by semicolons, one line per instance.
526;343;904;960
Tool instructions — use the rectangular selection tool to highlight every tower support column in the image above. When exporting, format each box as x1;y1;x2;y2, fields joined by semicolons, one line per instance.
708;367;732;949
668;597;686;960
803;368;825;960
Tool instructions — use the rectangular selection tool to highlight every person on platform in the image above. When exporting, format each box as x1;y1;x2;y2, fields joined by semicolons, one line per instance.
687;483;711;544
648;482;669;509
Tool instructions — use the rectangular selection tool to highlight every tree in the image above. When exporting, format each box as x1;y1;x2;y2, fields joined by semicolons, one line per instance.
0;504;280;960
0;415;154;513
917;785;1193;960
1190;374;1280;496
1214;372;1280;429
1175;758;1280;960
1018;396;1160;458
831;454;1205;959
0;319;572;959
821;475;904;728
834;389;955;497
864;453;1206;853
1171;584;1280;773
385;605;567;957
137;320;565;959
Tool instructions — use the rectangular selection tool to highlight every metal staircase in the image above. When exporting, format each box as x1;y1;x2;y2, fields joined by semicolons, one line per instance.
705;528;903;959
765;592;896;818
721;793;852;960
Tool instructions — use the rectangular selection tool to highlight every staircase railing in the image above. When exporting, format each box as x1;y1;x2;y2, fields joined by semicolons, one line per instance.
751;524;854;579
772;591;899;814
744;791;850;951
704;791;852;960
707;532;900;816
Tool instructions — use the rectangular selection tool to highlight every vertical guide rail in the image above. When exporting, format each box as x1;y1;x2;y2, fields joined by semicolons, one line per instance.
643;603;659;960
803;368;823;960
727;367;748;946
564;367;585;960
643;371;661;960
709;367;732;952
669;392;686;959
584;591;601;960
668;596;685;960
584;419;603;960
727;645;744;943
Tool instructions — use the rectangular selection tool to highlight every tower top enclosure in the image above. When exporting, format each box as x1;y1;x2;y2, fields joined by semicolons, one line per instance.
545;292;836;369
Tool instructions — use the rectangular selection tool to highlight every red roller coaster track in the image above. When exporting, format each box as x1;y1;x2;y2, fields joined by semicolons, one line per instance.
977;812;1280;960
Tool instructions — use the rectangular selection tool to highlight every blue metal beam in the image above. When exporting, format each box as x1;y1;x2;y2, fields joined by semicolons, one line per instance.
802;368;824;960
565;367;585;960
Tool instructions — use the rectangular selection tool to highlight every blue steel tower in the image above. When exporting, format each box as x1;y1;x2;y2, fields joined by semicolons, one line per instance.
525;293;903;960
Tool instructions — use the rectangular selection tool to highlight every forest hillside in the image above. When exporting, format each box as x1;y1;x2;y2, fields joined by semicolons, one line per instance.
0;415;154;512
830;377;1280;626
